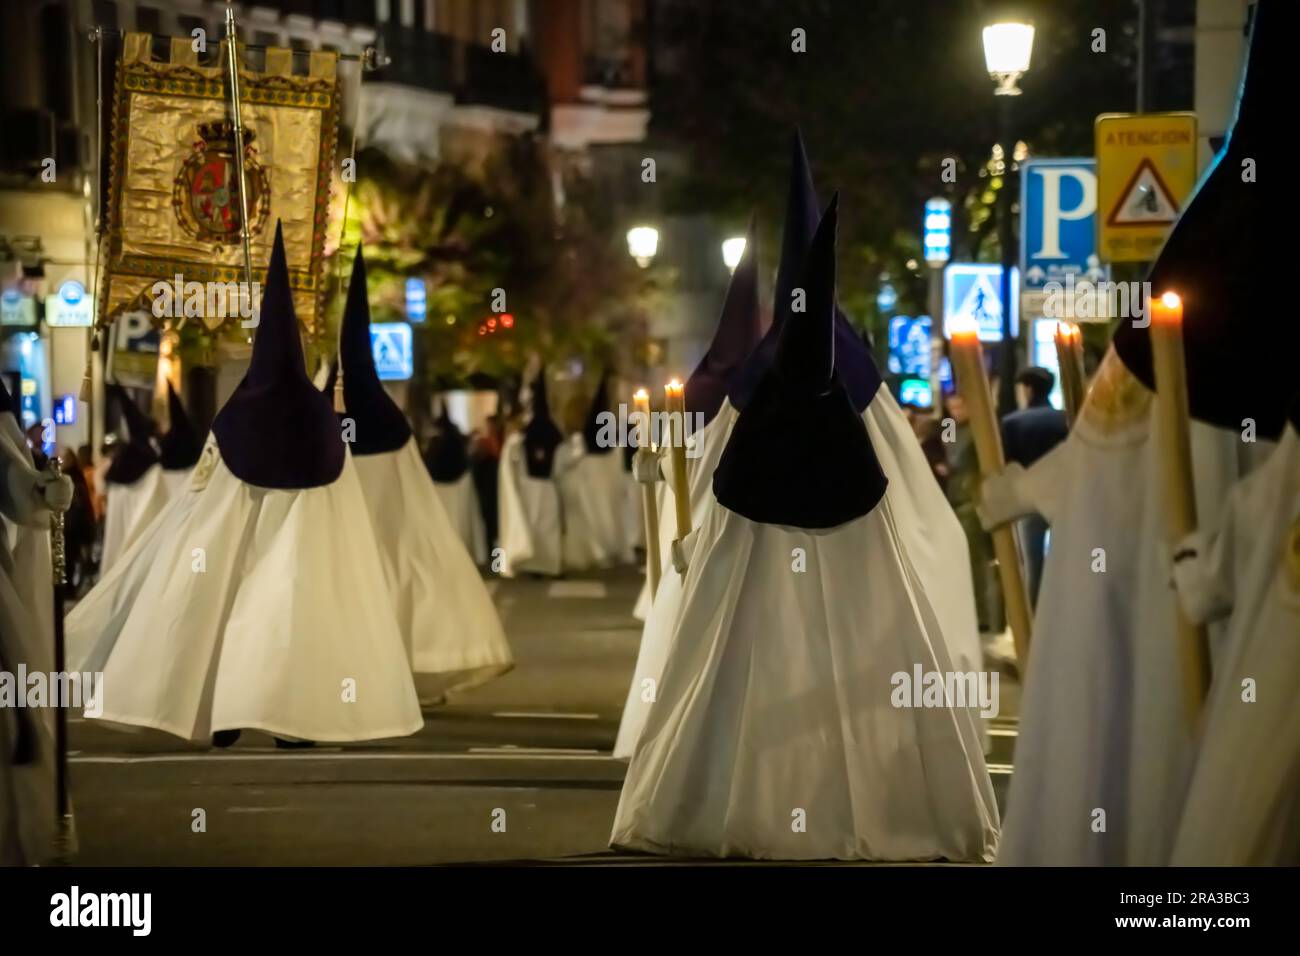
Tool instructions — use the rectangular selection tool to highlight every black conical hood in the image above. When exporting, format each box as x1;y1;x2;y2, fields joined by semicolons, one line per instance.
522;367;563;478
729;130;882;413
158;382;203;470
105;383;158;484
582;372;614;454
0;375;14;419
1113;0;1295;439
425;398;469;482
211;222;345;489
336;247;413;455
685;215;765;425
713;199;887;529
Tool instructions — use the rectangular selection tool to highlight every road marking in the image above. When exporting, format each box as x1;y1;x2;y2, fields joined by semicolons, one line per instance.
491;711;600;720
546;581;607;599
70;751;614;764
469;746;602;755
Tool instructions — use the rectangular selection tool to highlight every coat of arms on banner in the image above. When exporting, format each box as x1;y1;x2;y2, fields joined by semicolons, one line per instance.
99;33;340;335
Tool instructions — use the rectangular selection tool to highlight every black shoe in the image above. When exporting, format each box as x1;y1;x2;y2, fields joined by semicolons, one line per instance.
212;730;241;748
273;737;316;750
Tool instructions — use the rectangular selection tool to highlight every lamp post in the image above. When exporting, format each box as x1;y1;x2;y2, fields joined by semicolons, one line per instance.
983;20;1034;416
721;236;747;273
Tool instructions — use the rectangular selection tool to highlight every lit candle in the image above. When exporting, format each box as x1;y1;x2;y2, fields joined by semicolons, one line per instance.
632;387;662;599
948;319;1034;666
1054;322;1085;426
1148;291;1210;722
664;379;692;542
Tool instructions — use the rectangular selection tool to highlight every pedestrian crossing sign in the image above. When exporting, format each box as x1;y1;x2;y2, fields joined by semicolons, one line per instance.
1095;112;1197;263
943;263;1018;343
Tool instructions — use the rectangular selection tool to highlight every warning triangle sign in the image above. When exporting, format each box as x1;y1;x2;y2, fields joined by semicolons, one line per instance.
1107;157;1180;226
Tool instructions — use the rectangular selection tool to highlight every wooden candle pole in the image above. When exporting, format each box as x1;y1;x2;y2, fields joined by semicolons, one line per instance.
664;380;691;542
1149;292;1210;725
949;322;1034;666
633;388;662;600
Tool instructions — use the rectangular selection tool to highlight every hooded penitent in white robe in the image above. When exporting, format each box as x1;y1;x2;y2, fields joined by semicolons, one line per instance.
432;473;488;566
331;247;511;698
498;431;574;578
559;439;635;571
985;350;1271;865
617;389;984;760
99;463;169;575
612;199;999;861
1167;419;1299;865
0;407;66;865
65;225;423;745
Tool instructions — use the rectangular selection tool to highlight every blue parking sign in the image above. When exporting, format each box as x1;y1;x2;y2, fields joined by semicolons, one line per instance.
1020;159;1104;290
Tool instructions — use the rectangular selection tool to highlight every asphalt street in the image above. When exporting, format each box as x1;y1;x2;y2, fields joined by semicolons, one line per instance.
65;566;1018;865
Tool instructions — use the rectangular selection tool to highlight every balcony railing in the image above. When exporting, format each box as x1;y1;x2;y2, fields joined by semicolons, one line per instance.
373;22;456;94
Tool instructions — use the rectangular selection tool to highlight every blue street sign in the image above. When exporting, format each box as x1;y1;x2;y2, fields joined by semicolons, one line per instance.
943;263;1018;342
887;314;932;377
923;198;952;265
371;322;413;381
405;277;427;323
1020;158;1105;290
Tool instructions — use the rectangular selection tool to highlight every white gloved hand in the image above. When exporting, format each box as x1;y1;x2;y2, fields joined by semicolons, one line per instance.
976;463;1034;530
37;468;74;514
632;447;664;484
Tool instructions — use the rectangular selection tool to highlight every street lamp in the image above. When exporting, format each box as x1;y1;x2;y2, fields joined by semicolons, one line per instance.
982;22;1035;95
627;226;659;268
983;19;1034;415
721;236;747;273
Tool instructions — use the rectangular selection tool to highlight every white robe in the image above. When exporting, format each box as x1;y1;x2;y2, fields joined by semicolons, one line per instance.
0;415;58;865
1169;425;1300;866
497;432;574;578
610;497;1000;861
989;350;1273;865
99;463;169;575
352;439;511;698
616;389;983;759
160;466;192;501
431;471;488;566
559;438;635;571
66;437;423;743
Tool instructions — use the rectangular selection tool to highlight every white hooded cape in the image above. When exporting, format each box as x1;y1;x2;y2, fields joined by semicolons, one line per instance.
610;495;1000;861
616;389;983;759
431;471;488;565
351;438;511;698
99;463;169;575
1168;424;1299;865
66;437;423;743
497;431;575;577
558;437;635;571
988;350;1273;865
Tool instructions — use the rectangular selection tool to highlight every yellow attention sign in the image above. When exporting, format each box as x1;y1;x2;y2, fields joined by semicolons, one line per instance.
1095;112;1197;263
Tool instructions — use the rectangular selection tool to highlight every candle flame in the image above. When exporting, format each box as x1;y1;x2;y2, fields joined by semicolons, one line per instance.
666;379;683;392
633;387;649;401
1160;291;1181;310
949;315;980;340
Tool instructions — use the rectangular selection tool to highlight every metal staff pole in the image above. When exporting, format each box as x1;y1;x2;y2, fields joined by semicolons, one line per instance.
224;6;256;329
49;456;73;860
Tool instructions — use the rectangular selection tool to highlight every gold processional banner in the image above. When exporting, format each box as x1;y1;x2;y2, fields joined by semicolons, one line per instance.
100;33;340;337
